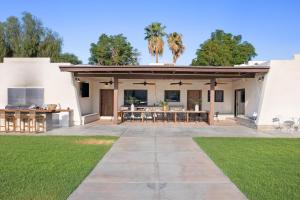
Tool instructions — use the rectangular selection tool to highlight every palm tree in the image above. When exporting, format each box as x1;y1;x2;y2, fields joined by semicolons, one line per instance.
144;22;166;63
167;32;185;64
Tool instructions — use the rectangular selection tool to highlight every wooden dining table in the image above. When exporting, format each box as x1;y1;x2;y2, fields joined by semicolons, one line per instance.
0;109;71;131
119;110;209;123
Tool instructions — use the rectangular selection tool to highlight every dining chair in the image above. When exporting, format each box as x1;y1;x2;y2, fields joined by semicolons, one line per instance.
132;112;142;121
272;117;281;130
214;112;220;122
122;112;131;122
283;120;295;132
177;112;186;122
294;118;300;131
144;112;153;122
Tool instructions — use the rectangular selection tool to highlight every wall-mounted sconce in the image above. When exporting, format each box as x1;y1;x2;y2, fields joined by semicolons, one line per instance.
75;77;80;82
258;76;264;82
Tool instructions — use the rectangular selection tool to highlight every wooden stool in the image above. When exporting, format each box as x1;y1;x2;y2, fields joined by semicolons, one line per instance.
20;113;33;133
35;114;45;133
27;111;36;133
5;114;16;132
14;111;21;132
0;111;6;132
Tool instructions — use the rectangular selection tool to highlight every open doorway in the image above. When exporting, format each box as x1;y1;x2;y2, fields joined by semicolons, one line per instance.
234;89;245;116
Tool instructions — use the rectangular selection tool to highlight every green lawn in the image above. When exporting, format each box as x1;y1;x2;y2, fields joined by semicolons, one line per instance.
0;135;118;200
194;137;300;200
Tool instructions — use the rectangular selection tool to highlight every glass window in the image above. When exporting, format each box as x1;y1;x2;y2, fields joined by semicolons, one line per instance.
165;90;180;102
80;82;89;97
124;90;147;106
8;88;44;106
208;90;224;102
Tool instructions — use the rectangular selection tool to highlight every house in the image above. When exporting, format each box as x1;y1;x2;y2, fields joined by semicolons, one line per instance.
0;55;300;129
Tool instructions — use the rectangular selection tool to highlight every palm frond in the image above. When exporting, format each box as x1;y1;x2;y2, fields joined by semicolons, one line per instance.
167;32;185;64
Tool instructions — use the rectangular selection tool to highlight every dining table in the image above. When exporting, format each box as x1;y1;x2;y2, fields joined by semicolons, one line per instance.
119;110;209;123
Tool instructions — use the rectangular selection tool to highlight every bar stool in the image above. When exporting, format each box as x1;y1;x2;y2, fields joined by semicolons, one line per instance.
20;110;36;133
5;112;16;132
35;114;45;133
14;111;21;132
20;112;32;133
0;111;5;132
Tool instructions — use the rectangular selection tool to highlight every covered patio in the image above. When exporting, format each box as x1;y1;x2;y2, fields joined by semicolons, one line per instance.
60;65;269;125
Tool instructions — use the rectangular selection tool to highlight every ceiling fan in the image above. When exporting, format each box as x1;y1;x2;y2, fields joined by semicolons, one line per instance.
204;81;227;86
170;81;192;86
99;80;114;85
133;81;155;86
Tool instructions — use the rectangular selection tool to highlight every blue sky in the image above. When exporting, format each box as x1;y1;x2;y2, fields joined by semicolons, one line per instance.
1;0;300;64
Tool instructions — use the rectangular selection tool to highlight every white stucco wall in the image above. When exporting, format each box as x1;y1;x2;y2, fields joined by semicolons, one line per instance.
0;58;82;125
75;77;94;116
257;55;300;126
232;75;264;117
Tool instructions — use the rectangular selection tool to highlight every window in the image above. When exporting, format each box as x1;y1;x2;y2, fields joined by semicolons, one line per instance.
8;88;44;106
165;90;180;102
80;82;89;97
208;90;224;102
124;90;147;106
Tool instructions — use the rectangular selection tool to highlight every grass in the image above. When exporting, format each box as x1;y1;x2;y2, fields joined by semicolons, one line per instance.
194;137;300;200
0;135;118;200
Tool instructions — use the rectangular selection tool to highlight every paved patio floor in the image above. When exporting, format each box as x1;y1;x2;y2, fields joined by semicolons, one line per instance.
68;133;247;200
45;123;300;138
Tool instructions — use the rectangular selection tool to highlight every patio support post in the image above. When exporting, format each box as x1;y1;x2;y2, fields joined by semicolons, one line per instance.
113;77;118;124
209;78;216;125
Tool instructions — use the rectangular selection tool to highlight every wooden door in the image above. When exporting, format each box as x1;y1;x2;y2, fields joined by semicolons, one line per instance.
187;90;202;111
100;89;114;116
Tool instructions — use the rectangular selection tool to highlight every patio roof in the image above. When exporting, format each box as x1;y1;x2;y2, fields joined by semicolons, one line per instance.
59;65;269;79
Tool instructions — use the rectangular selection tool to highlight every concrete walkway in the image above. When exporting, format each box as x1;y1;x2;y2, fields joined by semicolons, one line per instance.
68;127;247;200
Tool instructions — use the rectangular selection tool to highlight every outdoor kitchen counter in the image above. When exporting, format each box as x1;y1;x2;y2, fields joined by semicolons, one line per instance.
0;109;72;131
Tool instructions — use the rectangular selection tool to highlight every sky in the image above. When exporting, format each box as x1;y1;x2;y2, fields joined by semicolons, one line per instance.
1;0;300;65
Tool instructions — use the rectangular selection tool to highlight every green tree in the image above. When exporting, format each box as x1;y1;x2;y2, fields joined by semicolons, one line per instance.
192;29;257;66
22;12;44;57
5;16;22;56
0;23;7;62
144;22;166;63
58;53;82;64
89;34;139;65
167;32;185;64
38;29;62;61
0;12;81;64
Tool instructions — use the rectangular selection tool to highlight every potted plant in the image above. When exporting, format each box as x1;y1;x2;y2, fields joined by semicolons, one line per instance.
190;98;202;111
127;97;138;111
160;101;169;111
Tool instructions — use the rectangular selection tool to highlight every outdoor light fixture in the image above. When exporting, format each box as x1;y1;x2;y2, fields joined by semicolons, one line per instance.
258;76;264;82
75;77;80;82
